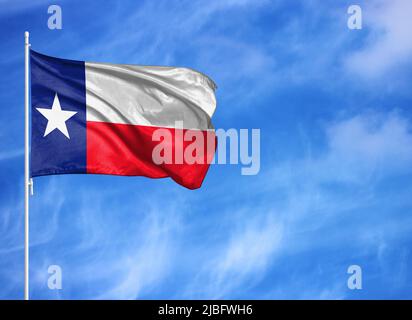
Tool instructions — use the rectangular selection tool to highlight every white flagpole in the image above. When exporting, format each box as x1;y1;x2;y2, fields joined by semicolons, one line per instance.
24;31;31;301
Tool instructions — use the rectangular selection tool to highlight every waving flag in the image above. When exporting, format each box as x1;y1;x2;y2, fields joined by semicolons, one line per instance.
30;50;217;189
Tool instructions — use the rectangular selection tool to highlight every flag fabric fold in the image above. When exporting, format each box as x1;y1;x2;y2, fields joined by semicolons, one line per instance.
30;50;217;189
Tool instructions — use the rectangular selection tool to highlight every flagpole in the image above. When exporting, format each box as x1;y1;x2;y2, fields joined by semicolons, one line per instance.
24;31;30;301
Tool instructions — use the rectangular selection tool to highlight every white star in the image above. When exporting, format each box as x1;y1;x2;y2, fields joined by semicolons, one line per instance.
36;93;77;139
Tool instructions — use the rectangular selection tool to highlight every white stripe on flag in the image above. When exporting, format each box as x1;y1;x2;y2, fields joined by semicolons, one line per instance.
85;62;216;130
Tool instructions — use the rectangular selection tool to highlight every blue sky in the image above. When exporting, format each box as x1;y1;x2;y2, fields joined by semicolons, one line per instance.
1;0;412;299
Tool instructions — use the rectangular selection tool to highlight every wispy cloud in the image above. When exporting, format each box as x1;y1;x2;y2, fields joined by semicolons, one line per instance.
0;0;53;16
25;177;187;299
2;0;412;300
184;209;282;298
0;149;23;161
208;109;412;298
345;0;412;78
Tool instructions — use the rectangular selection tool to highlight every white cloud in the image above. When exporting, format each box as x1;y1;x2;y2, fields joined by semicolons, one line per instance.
176;110;412;299
325;112;412;177
3;0;412;299
94;213;177;299
0;0;52;16
2;175;187;299
268;111;412;189
185;210;282;298
4;110;411;299
345;0;412;77
63;0;277;110
220;223;280;275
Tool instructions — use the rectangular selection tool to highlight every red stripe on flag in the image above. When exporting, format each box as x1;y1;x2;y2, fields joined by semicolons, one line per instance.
86;121;216;189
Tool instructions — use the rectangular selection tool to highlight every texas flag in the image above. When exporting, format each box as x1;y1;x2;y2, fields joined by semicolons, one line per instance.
30;50;217;189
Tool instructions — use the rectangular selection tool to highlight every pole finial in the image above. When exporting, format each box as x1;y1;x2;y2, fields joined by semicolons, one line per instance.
25;31;29;45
